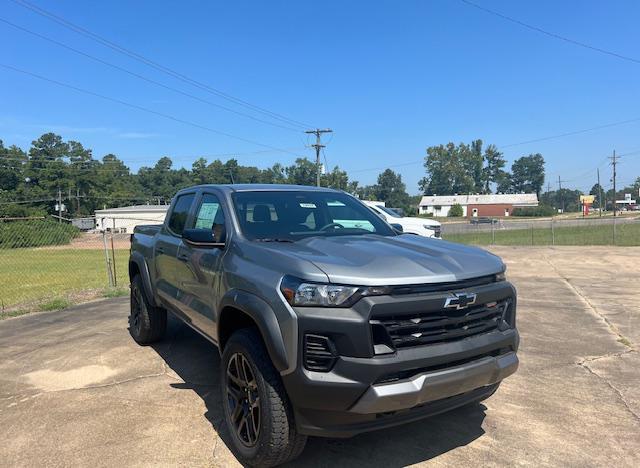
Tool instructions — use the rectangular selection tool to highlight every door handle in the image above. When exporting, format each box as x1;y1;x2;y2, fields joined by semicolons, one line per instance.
156;246;165;254
177;253;189;262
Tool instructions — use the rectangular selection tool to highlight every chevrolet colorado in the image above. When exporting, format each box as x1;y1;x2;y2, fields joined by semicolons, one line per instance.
128;184;519;467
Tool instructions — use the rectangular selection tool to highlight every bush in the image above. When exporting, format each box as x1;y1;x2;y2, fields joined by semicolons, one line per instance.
448;203;463;217
0;219;80;249
512;205;557;217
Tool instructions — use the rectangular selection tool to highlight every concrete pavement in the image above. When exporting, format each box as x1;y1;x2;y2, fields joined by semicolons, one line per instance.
1;246;638;467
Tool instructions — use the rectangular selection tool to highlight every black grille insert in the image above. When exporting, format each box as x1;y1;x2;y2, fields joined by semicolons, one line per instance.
372;299;511;349
303;334;337;372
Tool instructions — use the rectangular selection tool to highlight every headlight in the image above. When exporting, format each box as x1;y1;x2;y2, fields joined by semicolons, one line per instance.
423;224;434;230
495;270;507;282
280;276;389;307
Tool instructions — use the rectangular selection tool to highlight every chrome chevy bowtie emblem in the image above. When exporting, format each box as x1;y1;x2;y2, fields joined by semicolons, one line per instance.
444;292;477;310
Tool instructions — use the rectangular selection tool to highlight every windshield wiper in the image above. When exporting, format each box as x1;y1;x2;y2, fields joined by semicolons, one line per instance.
255;238;295;243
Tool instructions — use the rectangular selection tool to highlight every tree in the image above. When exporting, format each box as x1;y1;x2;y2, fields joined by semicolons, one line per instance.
375;169;411;210
420;142;475;195
510;154;545;197
589;183;604;209
285;158;316;186
322;166;349;190
420;140;507;195
482;145;507;193
448;203;463;217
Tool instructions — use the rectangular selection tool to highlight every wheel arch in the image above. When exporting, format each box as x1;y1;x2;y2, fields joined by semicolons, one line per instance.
217;290;290;373
129;251;158;307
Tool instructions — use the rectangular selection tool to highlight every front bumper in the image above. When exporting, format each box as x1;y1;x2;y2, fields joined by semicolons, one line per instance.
281;280;519;437
350;351;518;414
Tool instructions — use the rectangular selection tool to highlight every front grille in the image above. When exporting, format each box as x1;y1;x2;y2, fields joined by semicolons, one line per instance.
433;226;441;238
372;299;510;349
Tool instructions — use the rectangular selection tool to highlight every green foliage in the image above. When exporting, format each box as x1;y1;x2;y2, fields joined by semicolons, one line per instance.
353;169;415;214
511;154;545;197
448;203;463;217
420;140;507;195
0;220;80;248
511;205;557;217
540;188;583;212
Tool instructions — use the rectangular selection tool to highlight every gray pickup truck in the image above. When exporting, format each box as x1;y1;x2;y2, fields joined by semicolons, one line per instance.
129;184;519;467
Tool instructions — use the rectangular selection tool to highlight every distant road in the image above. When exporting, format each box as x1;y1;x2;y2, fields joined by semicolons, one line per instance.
441;215;639;234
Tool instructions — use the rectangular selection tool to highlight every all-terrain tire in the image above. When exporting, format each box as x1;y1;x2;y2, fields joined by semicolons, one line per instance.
221;328;307;467
129;274;166;344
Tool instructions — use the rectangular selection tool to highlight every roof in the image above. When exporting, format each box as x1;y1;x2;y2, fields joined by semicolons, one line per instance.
95;205;169;214
192;183;340;193
419;193;539;206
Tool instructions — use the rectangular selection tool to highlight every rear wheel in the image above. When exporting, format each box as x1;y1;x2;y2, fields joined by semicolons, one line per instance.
221;328;306;467
129;274;166;344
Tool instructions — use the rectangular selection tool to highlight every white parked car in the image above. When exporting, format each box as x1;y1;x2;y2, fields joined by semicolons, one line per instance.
363;201;441;238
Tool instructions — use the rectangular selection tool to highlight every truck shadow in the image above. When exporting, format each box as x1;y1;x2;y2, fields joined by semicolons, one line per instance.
152;316;487;467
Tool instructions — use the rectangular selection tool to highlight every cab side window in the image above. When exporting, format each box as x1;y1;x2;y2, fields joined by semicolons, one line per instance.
193;193;226;242
168;193;195;236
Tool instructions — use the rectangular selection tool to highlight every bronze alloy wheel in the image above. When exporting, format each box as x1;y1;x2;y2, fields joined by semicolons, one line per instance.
226;352;261;446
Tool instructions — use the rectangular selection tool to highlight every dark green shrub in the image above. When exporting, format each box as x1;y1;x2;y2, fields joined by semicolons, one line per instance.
512;205;556;217
0;219;80;249
448;203;463;217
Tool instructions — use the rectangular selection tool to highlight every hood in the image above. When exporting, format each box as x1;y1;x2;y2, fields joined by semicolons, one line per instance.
255;234;503;286
400;216;440;227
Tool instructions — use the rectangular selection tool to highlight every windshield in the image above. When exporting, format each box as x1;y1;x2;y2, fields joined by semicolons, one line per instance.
376;205;402;218
232;191;396;241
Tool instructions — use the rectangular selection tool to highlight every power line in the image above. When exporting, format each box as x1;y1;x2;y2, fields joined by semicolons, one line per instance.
0;63;302;157
0;146;307;165
500;118;640;149
0;17;302;133
10;0;313;129
460;0;640;65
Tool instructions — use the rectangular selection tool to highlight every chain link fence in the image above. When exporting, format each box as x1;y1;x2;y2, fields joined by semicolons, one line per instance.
0;216;143;313
1;214;639;313
441;216;640;246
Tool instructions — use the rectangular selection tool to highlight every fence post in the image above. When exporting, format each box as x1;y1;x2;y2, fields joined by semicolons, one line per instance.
530;223;534;245
491;220;495;245
102;229;114;287
111;219;118;287
551;218;555;246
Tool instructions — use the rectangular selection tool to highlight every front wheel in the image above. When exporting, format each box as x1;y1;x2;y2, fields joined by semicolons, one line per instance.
221;328;306;467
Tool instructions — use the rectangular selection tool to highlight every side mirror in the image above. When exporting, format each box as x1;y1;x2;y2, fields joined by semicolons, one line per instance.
390;223;403;233
182;228;225;248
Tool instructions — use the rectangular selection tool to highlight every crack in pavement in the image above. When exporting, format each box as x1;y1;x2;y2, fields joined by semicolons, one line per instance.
543;255;634;350
541;255;639;424
577;359;640;423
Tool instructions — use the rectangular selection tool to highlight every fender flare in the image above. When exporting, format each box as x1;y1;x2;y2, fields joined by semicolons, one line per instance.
129;251;158;308
218;289;290;373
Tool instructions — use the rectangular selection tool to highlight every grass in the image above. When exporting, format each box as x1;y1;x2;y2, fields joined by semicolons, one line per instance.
443;222;640;246
0;248;129;309
39;297;73;311
103;287;129;298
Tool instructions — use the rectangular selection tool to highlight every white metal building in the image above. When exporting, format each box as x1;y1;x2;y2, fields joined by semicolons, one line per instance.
418;193;539;217
95;205;168;233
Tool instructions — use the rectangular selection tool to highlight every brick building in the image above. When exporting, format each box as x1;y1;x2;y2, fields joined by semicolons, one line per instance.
418;193;539;218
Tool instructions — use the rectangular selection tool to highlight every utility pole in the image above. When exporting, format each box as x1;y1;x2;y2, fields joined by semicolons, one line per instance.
610;150;618;217
557;176;565;213
597;168;602;217
305;128;333;186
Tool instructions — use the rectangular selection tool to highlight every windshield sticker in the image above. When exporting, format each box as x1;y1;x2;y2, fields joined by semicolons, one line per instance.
299;203;316;208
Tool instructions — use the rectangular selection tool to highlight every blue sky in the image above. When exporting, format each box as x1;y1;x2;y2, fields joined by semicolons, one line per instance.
2;0;640;195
